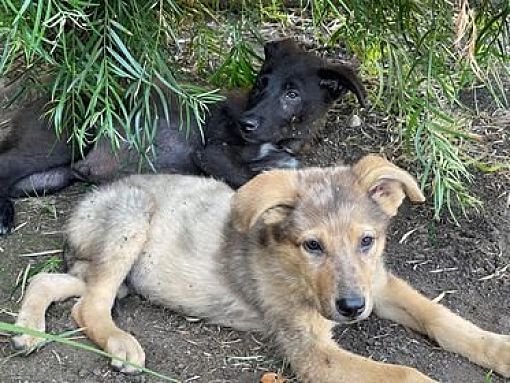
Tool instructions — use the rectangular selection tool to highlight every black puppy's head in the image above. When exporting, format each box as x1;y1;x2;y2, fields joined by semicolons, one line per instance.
239;39;366;144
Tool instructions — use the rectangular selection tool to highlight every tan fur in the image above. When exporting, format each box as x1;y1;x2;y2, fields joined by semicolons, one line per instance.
353;155;425;216
231;169;298;232
12;273;85;349
13;156;509;382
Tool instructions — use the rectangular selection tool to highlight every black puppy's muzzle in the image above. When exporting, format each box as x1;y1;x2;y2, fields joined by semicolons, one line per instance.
335;295;366;319
238;114;267;143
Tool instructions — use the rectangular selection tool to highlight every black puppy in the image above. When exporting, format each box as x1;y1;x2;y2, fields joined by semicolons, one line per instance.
194;39;365;184
0;38;365;235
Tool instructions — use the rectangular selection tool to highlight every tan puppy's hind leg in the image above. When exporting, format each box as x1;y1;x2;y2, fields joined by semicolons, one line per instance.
374;272;510;378
12;273;86;350
71;229;149;373
66;182;154;372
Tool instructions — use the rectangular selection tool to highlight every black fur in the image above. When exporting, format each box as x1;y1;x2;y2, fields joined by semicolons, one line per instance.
0;38;366;235
0;197;14;235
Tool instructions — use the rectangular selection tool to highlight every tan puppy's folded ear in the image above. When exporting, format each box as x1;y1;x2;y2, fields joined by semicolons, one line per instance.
353;155;425;217
231;170;298;232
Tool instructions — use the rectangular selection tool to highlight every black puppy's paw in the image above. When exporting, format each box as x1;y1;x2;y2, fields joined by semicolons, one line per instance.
0;197;15;235
71;161;92;181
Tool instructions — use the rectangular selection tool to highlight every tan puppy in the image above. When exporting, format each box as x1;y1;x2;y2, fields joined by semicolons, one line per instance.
12;155;510;382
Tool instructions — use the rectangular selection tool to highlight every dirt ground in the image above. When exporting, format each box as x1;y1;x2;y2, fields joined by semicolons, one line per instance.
0;96;509;383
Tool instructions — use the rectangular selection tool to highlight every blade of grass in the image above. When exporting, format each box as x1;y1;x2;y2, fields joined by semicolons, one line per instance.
0;322;181;382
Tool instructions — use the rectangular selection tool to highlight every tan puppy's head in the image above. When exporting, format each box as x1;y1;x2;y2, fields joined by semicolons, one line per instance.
231;155;424;322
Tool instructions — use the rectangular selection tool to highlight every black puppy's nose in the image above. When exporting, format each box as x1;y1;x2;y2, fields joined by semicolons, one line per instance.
336;296;366;318
239;116;259;132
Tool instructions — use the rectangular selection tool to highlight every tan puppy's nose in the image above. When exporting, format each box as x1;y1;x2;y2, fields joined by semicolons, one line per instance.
336;296;365;318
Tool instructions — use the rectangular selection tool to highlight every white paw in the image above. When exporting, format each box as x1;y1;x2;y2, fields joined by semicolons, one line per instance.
106;330;146;374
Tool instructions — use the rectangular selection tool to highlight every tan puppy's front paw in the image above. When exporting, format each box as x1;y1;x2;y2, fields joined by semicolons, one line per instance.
106;330;146;374
11;333;45;352
482;334;510;378
11;314;46;352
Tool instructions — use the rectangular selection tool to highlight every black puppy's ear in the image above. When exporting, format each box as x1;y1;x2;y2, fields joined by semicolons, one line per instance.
264;39;301;61
318;64;366;107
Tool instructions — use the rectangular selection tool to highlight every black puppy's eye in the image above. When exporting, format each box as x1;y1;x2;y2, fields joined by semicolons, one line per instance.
286;90;299;99
302;239;324;254
360;235;374;251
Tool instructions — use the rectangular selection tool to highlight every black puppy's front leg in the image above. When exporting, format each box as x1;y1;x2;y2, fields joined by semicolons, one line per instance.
0;197;14;235
194;144;257;189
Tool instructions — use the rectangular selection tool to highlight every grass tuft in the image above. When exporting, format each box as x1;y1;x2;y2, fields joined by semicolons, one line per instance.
0;0;223;158
306;0;509;221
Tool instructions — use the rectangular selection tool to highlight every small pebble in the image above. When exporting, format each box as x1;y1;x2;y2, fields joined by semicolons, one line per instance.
78;368;88;378
348;114;362;128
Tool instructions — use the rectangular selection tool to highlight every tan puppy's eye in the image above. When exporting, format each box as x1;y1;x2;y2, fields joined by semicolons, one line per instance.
360;235;374;252
302;239;324;255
